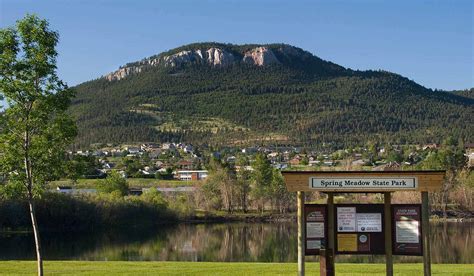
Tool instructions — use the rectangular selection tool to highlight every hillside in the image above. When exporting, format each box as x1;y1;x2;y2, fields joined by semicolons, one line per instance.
71;43;474;148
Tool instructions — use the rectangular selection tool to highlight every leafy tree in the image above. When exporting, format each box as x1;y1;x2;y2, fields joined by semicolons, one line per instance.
251;153;272;213
155;167;173;180
300;156;309;165
421;138;467;217
236;168;251;213
271;169;293;213
96;171;129;196
0;14;77;276
200;175;222;211
386;150;403;163
120;157;142;177
64;155;100;182
201;159;236;213
141;188;168;209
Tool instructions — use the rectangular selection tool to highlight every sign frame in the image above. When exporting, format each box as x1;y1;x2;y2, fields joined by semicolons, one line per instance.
391;204;423;256
282;170;445;192
304;204;328;256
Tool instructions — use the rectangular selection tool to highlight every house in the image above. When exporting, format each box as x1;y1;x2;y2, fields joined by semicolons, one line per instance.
92;150;104;157
241;147;257;154
75;150;89;156
323;160;335;166
111;148;125;157
289;155;302;166
183;144;194;153
127;147;141;155
155;160;164;168
176;170;208;181
235;165;254;172
162;143;175;150
177;160;194;170
273;163;288;170
102;162;115;170
139;166;156;175
267;152;279;158
141;143;160;151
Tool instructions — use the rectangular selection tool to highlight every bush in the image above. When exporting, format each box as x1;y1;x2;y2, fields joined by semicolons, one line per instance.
0;192;176;231
96;171;129;196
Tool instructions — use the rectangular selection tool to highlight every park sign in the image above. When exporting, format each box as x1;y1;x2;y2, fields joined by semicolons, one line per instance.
310;177;417;191
282;171;445;192
285;170;446;276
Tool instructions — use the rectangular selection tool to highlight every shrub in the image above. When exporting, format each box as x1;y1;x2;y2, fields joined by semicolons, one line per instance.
96;171;129;196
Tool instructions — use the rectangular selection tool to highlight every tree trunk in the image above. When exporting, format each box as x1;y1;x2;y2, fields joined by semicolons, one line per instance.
24;121;43;276
28;197;43;276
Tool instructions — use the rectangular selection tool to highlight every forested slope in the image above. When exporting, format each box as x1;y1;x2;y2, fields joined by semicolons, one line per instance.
70;43;474;148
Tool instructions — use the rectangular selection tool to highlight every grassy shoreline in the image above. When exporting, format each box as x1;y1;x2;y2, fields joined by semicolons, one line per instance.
0;261;472;275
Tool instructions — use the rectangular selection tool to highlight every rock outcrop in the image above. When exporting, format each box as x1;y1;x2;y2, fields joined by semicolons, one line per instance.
104;45;284;81
105;57;161;81
243;47;279;66
206;48;235;66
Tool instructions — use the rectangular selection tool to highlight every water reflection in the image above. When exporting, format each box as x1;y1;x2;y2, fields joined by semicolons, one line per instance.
0;222;471;263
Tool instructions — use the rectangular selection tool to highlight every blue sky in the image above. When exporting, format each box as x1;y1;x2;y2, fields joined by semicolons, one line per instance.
0;0;473;91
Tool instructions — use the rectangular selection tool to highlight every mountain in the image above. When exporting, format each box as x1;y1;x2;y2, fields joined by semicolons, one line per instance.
71;42;473;148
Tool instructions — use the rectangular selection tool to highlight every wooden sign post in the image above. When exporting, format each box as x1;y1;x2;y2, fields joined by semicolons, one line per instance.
282;171;445;276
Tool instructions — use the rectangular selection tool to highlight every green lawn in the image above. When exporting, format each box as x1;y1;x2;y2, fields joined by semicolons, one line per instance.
0;261;472;275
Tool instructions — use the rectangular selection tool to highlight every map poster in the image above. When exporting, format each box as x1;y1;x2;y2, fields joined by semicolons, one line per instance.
392;205;423;255
304;204;327;255
337;207;356;232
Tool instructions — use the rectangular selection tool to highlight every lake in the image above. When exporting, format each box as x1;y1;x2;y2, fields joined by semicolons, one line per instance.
0;221;472;263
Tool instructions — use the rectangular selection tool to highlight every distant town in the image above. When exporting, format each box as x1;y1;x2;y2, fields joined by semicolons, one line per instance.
57;142;474;194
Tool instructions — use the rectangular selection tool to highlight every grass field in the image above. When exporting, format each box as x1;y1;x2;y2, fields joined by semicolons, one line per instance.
0;261;472;275
49;178;199;189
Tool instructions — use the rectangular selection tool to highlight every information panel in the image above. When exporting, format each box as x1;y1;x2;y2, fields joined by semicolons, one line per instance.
304;204;327;255
391;205;423;256
335;204;385;254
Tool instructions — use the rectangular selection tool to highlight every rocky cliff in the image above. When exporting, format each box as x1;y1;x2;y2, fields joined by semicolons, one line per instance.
104;45;297;81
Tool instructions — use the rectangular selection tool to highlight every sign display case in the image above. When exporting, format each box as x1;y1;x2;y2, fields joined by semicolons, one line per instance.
334;204;385;254
304;204;327;255
391;205;423;256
